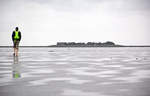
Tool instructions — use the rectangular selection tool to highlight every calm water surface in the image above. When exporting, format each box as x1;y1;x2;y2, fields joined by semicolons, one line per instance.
0;47;150;96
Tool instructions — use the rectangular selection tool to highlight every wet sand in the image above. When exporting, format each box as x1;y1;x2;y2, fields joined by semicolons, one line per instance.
0;47;150;96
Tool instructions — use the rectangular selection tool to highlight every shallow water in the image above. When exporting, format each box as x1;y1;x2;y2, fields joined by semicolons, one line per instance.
0;47;150;96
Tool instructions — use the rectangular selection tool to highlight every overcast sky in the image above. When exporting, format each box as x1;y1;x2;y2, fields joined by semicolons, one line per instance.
0;0;150;46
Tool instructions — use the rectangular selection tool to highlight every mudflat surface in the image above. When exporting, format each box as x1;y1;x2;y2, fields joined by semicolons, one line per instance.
0;47;150;96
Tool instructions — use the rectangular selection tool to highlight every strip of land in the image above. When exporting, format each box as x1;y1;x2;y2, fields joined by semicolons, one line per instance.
1;41;150;47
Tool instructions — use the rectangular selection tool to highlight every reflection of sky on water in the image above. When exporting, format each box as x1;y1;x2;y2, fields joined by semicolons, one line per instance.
112;70;150;83
29;77;92;86
62;89;102;96
0;47;150;96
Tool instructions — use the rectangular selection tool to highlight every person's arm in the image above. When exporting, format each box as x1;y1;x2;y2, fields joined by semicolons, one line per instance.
12;31;15;41
19;32;21;41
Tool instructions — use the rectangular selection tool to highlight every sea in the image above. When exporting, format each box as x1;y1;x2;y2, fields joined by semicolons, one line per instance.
0;47;150;96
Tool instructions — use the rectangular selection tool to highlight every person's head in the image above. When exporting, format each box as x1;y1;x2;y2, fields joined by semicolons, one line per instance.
15;27;19;31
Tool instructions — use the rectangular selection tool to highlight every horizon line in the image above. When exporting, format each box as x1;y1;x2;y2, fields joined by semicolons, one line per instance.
0;45;150;47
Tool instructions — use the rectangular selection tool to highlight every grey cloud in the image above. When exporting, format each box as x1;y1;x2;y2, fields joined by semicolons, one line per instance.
1;0;150;13
29;0;150;12
122;0;150;11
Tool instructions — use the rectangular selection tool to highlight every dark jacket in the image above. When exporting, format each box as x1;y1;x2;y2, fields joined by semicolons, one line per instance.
12;31;21;41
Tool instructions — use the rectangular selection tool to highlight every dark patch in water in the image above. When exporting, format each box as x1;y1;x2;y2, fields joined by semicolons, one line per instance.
48;51;55;52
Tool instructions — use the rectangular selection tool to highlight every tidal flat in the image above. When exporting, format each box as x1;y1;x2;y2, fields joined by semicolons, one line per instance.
0;47;150;96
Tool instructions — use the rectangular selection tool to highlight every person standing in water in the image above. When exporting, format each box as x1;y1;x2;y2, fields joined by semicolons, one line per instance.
12;27;21;56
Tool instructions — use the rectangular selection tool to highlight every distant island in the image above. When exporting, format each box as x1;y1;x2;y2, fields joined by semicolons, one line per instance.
49;41;123;47
0;41;150;47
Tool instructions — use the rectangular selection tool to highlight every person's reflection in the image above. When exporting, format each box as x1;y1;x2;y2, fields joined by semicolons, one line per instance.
13;56;21;78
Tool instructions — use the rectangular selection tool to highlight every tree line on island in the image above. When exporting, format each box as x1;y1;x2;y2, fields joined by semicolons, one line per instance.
50;41;123;47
